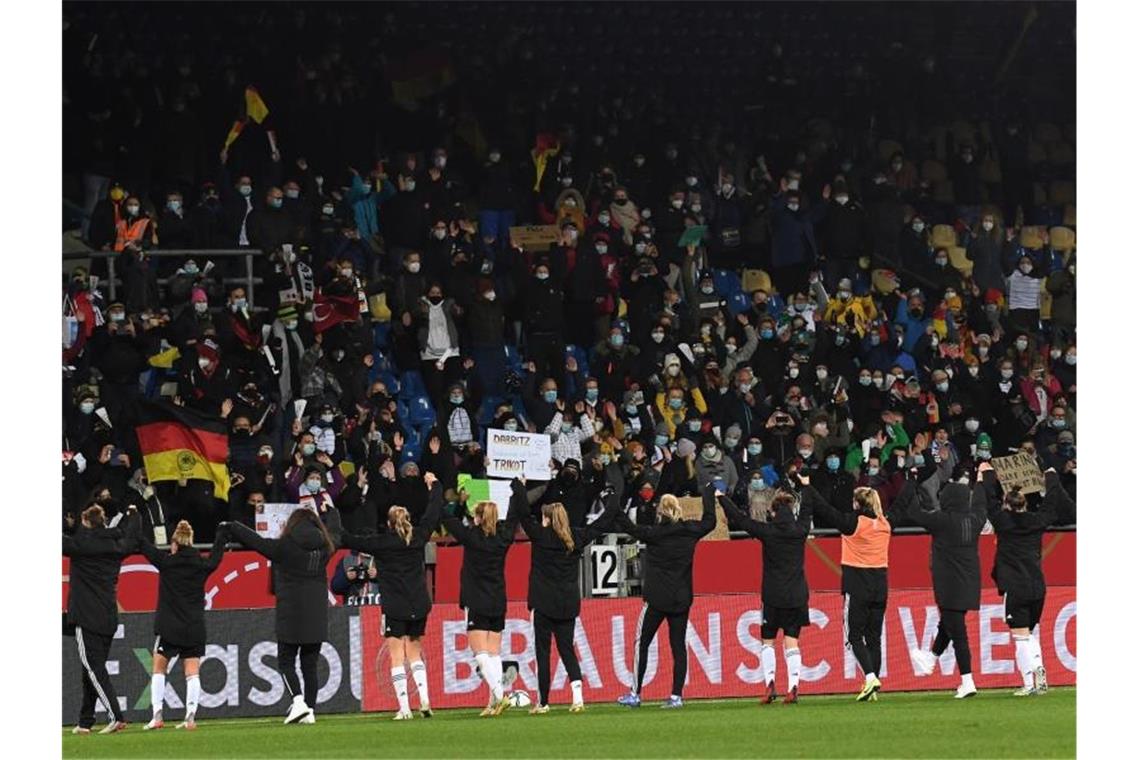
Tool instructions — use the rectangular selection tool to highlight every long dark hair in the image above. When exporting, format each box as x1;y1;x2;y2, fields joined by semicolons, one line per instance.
282;508;335;554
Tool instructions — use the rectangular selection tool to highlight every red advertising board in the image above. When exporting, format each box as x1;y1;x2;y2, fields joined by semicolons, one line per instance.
62;532;1076;612
359;588;1077;711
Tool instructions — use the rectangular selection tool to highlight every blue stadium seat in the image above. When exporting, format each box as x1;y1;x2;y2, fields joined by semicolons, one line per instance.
398;370;427;401
713;269;743;299
478;395;505;427
726;291;751;316
378;370;401;397
372;322;392;350
407;394;437;427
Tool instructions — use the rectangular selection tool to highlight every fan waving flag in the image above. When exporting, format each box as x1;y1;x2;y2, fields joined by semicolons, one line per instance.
313;292;361;334
530;132;561;191
222;85;273;152
136;400;231;499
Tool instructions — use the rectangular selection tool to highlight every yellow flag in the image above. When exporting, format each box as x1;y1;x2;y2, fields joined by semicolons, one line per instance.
245;86;269;124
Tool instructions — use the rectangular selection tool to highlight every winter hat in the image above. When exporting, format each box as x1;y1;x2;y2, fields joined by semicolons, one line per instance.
837;277;853;292
593;231;612;244
562;458;581;474
197;338;220;362
976;433;993;450
191;288;208;304
663;353;681;369
984;288;1005;306
724;423;743;441
277;303;298;322
655;421;671;438
675;438;697;458
1057;431;1075;445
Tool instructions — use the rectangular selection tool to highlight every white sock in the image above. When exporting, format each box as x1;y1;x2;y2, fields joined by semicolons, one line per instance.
1028;635;1044;671
961;672;975;689
760;644;777;686
784;648;802;691
151;674;165;716
865;672;877;685
1013;636;1034;688
474;652;494;698
570;679;583;706
486;655;504;701
391;665;410;714
409;661;430;707
185;675;200;718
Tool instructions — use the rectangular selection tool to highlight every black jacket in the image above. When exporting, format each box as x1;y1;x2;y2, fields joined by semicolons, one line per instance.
987;470;1073;600
908;473;987;611
63;513;141;636
138;527;227;646
227;516;338;644
615;484;717;613
340;483;443;621
521;488;619;620
720;492;813;609
441;482;526;617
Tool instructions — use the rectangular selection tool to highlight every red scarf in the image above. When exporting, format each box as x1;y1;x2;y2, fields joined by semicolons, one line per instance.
229;312;261;350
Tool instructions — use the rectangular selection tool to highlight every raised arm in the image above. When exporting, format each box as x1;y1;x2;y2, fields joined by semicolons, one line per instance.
580;485;621;543
204;523;229;572
614;508;654;542
717;491;770;539
441;514;476;546
1042;468;1075;525
114;510;143;555
906;473;943;531
413;478;444;544
501;478;529;537
694;482;718;535
800;481;857;535
224;520;283;560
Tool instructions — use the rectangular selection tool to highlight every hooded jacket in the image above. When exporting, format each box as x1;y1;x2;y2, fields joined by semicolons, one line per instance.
908;471;987;611
63;513;141;636
986;470;1073;599
137;528;228;646
440;481;527;617
721;490;813;608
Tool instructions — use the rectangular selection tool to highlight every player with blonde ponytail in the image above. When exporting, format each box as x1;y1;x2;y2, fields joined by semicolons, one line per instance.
338;472;444;720
137;519;230;730
521;480;620;713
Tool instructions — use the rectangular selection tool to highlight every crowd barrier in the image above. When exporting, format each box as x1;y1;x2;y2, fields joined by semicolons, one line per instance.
62;589;1076;723
61;532;1077;612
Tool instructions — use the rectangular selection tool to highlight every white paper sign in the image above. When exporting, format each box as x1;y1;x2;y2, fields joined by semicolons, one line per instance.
486;428;552;481
255;503;305;538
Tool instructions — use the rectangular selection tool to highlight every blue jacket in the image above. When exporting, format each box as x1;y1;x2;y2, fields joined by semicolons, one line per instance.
770;193;826;269
894;300;932;354
347;175;396;239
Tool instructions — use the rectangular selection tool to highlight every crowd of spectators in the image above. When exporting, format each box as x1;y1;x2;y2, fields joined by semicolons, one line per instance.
61;2;1076;542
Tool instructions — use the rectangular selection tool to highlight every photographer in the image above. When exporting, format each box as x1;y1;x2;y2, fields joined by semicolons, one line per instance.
330;550;381;605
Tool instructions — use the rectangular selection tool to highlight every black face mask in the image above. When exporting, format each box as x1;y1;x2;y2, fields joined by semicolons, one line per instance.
428;296;443;305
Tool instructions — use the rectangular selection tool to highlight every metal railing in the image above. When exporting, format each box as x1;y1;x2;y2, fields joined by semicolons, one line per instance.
62;249;266;308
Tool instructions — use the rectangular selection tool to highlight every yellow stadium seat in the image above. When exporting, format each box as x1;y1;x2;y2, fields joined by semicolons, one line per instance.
933;180;956;205
980;158;1003;184
948;246;973;276
1020;226;1048;251
742;268;772;294
1062;204;1076;227
1039;279;1053;320
368;292;392;322
1049;226;1076;252
1036;123;1062;144
1047;141;1075;166
921;159;948;183
1027;141;1048;164
1048;181;1075;206
931;224;957;249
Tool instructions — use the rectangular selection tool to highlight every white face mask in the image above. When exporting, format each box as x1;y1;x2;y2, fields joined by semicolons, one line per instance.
968;366;980;377
198;357;212;370
835;195;849;206
913;221;925;232
965;419;980;433
787;179;800;191
432;228;447;240
788;367;799;379
671;198;684;209
787;203;800;212
407;262;421;273
485;291;496;301
982;220;994;232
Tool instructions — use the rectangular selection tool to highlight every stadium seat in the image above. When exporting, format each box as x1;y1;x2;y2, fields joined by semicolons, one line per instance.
877;139;903;162
921;160;948;183
1027;141;1048;165
931;224;957;249
1020;226;1048;251
407;394;436;427
741;268;771;294
948;246;973;276
1062;204;1076;227
726;291;751;316
372;322;392;350
1049;180;1076;206
1049;226;1076;253
398;370;427;401
712;268;743;299
478;396;505;427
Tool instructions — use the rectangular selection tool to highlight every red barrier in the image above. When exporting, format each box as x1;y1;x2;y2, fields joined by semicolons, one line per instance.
359;588;1076;710
62;532;1076;611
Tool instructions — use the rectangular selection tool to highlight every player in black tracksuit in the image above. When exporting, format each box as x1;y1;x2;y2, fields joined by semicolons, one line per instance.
720;485;814;704
138;520;228;730
223;506;340;724
63;504;140;734
615;483;717;708
441;479;526;716
800;477;915;701
339;473;443;720
521;482;619;713
986;466;1075;695
907;463;988;698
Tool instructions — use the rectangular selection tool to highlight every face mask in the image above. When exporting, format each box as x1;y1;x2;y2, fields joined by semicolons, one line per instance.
787;203;800;212
968;366;979;378
697;446;717;462
285;188;301;200
322;205;335;216
537;390;556;406
306;479;323;494
126;205;140;216
560;422;574;434
610;334;624;347
1050;348;1062;360
935;258;948;268
816;369;828;381
737;382;752;395
978;346;990;358
584;388;599;403
624;403;638;416
671;198;684;209
688;421;702;432
668;398;683;410
598;212;611;224
285;320;298;330
193;301;209;315
873;377;885;389
749;478;764;491
404;180;417;192
747;443;762;456
238;185;253;197
565;229;579;243
977;449;992;461
483;290;497;302
912;221;925;233
183;262;199;275
407;261;423;274
649;329;666;344
835;335;847;346
535;271;550;282
340;267;354;278
634;241;648;254
655;435;670;447
859;376;872;387
560;176;574;188
197;357;212;370
1015;339;1028;351
982;220;994;232
721;183;734;196
167;200;182;212
722;434;740;449
700;285;715;295
870;334;881;346
599;454;613;467
320;413;336;425
666;365;680;377
1051;418;1066;430
231;298;247;312
867;466;880;477
798;448;813;459
446;392;464;405
935;381;949;393
787;179;800;191
596;244;608;255
826;457;840;472
912;454;926;468
835;195;849;206
1065;354;1076;366
79;401;96;415
302;443;316;456
1020;264;1033;274
489;152;501;163
788;368;799;379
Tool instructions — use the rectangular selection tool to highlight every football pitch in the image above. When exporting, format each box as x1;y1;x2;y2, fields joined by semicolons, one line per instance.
62;687;1075;758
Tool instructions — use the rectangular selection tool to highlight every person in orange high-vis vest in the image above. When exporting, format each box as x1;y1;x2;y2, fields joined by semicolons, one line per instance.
114;196;154;252
800;475;917;702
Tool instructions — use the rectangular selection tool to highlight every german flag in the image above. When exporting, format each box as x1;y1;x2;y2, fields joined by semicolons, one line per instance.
136;401;231;500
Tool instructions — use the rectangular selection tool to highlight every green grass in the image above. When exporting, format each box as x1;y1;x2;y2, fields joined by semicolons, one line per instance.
62;687;1075;759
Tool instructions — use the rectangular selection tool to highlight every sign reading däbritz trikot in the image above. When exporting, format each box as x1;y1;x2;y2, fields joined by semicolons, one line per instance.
486;429;552;481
